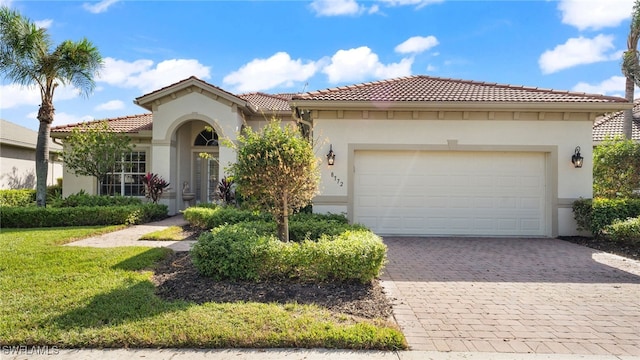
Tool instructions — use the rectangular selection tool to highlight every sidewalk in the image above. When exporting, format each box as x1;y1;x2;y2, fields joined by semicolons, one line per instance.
64;214;195;252
3;348;637;360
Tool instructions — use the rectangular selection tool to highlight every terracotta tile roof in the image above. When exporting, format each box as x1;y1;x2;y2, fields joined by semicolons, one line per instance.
51;114;153;134
593;100;640;141
238;92;293;112
292;75;628;103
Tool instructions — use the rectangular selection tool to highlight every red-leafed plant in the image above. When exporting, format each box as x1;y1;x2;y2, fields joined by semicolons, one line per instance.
142;173;170;204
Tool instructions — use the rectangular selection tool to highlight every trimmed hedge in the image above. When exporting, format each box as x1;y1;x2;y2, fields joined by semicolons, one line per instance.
183;206;267;229
0;189;36;207
0;204;167;228
191;222;386;283
605;216;640;243
183;206;356;242
573;198;640;237
51;193;142;207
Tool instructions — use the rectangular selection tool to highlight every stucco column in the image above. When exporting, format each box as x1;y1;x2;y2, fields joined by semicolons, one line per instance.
151;141;177;215
218;145;236;178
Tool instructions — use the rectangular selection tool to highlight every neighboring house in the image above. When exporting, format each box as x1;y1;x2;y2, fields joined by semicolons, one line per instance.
51;76;630;237
0;119;63;189
593;99;640;144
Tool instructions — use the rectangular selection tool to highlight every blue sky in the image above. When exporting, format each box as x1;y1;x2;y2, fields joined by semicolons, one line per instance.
0;0;636;131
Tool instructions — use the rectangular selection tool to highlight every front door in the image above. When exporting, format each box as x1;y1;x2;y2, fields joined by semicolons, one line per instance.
193;152;219;203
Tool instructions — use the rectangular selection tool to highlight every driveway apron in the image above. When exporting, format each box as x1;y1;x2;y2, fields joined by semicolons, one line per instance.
380;237;640;356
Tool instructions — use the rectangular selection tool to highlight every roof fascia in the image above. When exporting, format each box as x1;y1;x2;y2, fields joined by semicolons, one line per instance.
134;78;255;113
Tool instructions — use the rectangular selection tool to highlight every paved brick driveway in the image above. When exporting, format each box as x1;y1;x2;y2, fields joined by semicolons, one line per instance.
380;237;640;356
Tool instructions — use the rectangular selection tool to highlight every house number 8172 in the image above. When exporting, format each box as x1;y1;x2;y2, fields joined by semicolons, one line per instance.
330;172;343;187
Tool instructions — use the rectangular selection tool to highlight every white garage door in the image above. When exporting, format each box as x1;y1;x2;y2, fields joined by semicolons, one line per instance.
353;150;547;236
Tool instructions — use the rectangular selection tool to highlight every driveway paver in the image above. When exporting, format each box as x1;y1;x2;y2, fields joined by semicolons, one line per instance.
380;237;640;356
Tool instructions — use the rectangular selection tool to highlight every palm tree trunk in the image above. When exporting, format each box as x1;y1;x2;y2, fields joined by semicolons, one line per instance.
35;101;53;207
624;76;635;140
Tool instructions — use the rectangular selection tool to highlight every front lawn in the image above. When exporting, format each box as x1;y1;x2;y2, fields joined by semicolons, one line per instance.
0;227;405;349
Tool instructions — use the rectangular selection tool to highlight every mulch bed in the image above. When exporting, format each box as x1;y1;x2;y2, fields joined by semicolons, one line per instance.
152;251;393;320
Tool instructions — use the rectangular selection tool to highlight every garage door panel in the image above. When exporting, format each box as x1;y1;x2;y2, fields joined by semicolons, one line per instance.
353;150;547;236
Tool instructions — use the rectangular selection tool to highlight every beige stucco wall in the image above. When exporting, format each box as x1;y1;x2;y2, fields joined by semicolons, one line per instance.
313;115;593;236
0;144;62;189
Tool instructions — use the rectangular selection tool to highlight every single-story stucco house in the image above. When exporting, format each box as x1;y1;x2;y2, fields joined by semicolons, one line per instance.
51;75;631;237
1;119;63;189
593;99;640;144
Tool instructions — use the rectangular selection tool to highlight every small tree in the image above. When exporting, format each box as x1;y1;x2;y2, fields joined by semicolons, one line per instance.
229;119;319;242
593;136;640;198
62;121;133;195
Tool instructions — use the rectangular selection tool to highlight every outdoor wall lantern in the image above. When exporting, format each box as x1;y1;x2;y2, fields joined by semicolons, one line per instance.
326;145;336;166
571;146;583;168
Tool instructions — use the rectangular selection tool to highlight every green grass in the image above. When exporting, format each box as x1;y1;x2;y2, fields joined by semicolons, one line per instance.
139;226;185;241
0;227;405;349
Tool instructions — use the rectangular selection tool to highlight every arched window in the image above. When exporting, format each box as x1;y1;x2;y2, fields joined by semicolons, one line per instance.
194;128;218;146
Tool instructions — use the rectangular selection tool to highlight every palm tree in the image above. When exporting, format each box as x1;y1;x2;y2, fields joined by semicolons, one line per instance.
0;6;102;206
622;0;640;140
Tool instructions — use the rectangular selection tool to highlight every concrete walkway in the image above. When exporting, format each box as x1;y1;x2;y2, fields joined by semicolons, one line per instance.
380;237;640;357
65;214;195;252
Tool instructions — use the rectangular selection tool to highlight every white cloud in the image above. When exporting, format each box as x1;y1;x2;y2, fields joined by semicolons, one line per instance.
98;58;154;86
26;111;94;127
223;52;319;93
83;0;120;14
98;57;211;93
395;35;439;54
558;0;633;31
426;64;437;72
322;46;413;83
310;0;365;16
0;84;80;109
572;75;626;95
377;0;444;9
539;34;619;74
95;100;124;111
0;0;13;8
35;19;53;29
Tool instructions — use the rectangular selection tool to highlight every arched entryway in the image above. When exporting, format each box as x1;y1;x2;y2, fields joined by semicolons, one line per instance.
174;120;222;209
192;128;219;204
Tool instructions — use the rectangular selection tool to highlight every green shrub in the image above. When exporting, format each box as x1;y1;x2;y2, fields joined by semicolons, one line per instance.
0;189;36;207
289;217;365;242
46;184;62;203
183;206;268;229
0;204;167;228
573;198;640;236
301;229;387;283
605;216;640;243
191;224;275;281
290;212;348;224
593;137;640;198
191;223;386;283
51;192;143;208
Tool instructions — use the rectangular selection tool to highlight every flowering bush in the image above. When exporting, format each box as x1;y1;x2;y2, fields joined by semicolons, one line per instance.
142;173;170;204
